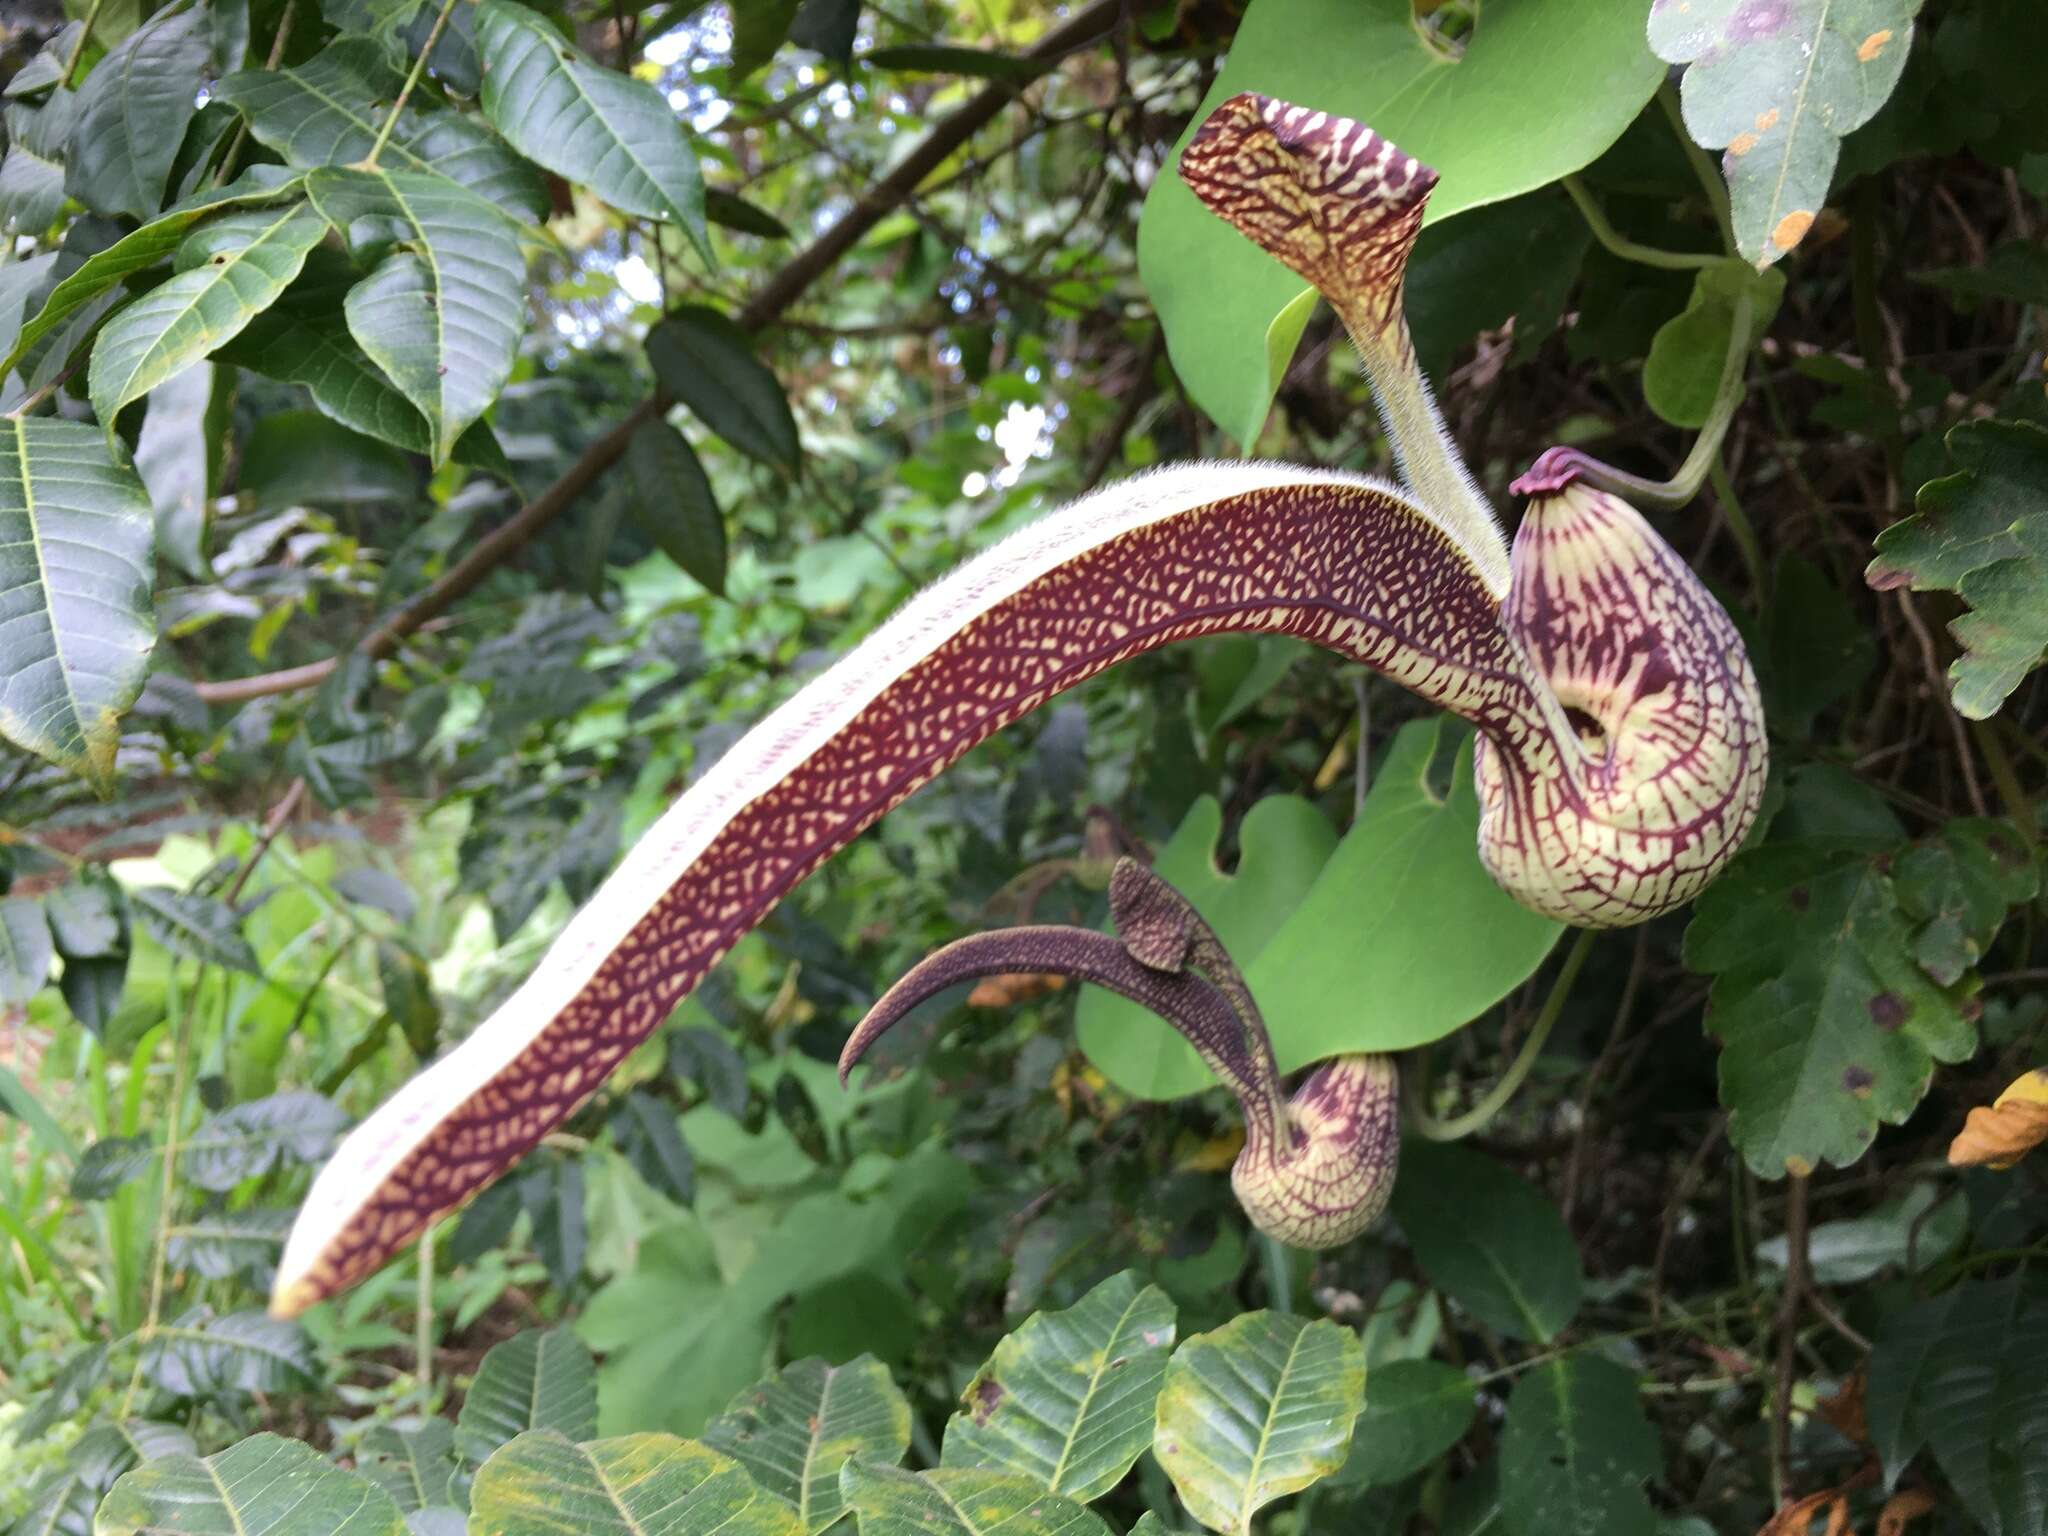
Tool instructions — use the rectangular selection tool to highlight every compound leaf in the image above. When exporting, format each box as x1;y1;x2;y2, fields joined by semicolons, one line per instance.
703;1355;912;1532
470;1431;803;1536
97;1432;404;1536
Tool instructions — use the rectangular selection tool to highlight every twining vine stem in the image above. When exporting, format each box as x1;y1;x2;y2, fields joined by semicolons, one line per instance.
364;0;463;170
191;0;1126;706
1560;176;1720;272
1409;929;1597;1142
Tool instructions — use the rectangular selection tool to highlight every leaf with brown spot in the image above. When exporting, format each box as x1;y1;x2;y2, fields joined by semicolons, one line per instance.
1650;0;1927;267
1947;1068;2048;1169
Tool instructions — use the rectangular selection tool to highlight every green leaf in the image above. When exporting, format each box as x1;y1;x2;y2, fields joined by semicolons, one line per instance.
1498;1356;1659;1536
45;876;122;957
646;306;800;473
457;1328;600;1464
72;1134;153;1197
1684;820;2036;1177
131;886;260;974
862;46;1040;81
133;358;222;577
1076;794;1336;1100
305;166;527;465
476;0;711;259
0;418;157;791
1248;717;1559;1059
1754;1182;1964;1285
0;895;52;1005
1135;0;1663;445
1866;1277;2048;1533
86;202;329;433
471;1430;804;1536
1759;554;1877;736
1866;418;2048;718
240;409;417;509
705;188;791;240
1152;1311;1365;1536
0;170;304;379
1913;241;2048;308
731;0;802;78
138;1308;318;1397
1651;0;1925;268
626;418;728;596
65;1;211;220
97;1432;406;1536
1390;1141;1583;1344
183;1091;347;1190
165;1206;292;1280
611;1089;696;1206
214;39;547;218
357;1420;462;1513
840;1463;1112;1536
13;1341;109;1442
702;1356;913;1532
0;114;69;236
1641;259;1784;428
1333;1359;1476;1490
941;1271;1174;1502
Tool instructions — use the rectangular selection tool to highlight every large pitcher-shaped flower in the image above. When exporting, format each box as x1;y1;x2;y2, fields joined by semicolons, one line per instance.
270;94;1765;1316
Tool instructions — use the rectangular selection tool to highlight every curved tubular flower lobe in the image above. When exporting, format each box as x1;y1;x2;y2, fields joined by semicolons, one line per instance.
272;95;1765;1314
839;860;1400;1249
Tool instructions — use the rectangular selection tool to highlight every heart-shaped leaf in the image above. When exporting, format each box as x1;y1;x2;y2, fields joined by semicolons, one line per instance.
941;1271;1175;1502
702;1355;912;1532
471;1431;803;1536
97;1432;405;1536
0;418;156;790
215;39;546;217
1651;0;1924;268
306;166;527;465
1136;0;1663;446
1152;1312;1364;1535
87;201;329;432
476;0;711;259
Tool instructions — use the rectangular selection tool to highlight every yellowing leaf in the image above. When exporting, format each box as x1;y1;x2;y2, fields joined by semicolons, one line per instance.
1947;1068;2048;1169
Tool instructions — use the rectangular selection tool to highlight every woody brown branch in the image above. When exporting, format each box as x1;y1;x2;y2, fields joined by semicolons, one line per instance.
192;0;1128;707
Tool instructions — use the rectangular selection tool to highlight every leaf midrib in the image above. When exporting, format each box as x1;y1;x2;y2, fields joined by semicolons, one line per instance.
8;420;89;770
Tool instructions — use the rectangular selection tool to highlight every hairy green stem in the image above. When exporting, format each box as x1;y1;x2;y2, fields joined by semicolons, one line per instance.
1410;930;1595;1142
1561;176;1720;271
363;0;460;169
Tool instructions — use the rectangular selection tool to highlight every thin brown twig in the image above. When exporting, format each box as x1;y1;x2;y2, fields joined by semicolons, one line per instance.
224;777;308;904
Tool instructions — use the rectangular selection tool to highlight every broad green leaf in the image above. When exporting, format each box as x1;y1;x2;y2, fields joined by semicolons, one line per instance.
1136;0;1663;446
214;39;546;218
1866;419;2048;718
1651;0;1924;268
72;1134;153;1197
165;1207;292;1280
0;112;68;234
0;418;156;790
1390;1141;1583;1344
1498;1356;1659;1536
1641;259;1784;428
730;0;802;78
1249;718;1559;1059
789;0;860;65
240;409;417;509
609;1089;696;1206
456;1327;599;1464
1333;1359;1476;1490
183;1091;347;1190
1869;1278;2048;1534
705;189;791;240
138;1309;318;1397
1076;793;1336;1100
64;1;210;220
44;876;121;957
87;202;328;432
15;1416;198;1533
97;1432;406;1536
1684;821;2037;1177
862;45;1040;81
476;0;711;257
357;1420;462;1513
702;1356;912;1532
133;358;221;576
0;896;53;1005
131;886;261;974
471;1431;803;1536
941;1271;1174;1503
13;1341;108;1442
1754;1182;1964;1284
305;166;527;465
1402;188;1592;379
1913;241;2048;308
1152;1311;1365;1536
840;1463;1111;1536
1759;554;1877;737
0;169;303;378
626;418;728;596
0;251;59;359
646;307;800;474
